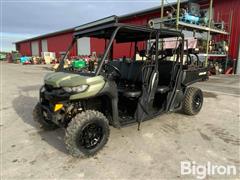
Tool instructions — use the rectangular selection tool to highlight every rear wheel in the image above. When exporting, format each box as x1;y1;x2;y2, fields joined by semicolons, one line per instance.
182;87;203;115
65;110;109;157
33;103;58;130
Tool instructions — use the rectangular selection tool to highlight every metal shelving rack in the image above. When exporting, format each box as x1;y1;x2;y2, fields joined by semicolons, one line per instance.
159;0;233;67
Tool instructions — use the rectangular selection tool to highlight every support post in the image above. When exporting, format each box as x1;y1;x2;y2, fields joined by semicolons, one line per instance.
176;0;180;30
224;10;233;72
56;38;76;71
204;0;213;67
95;27;120;75
236;37;240;74
161;0;164;28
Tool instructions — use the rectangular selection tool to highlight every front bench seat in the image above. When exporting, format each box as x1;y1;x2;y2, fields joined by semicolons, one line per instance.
117;61;144;98
122;89;141;98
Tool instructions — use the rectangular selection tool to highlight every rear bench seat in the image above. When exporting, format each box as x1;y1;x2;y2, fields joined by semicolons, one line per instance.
108;60;173;98
156;60;175;94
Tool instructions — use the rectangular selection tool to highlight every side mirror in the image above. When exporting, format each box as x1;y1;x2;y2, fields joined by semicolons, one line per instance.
139;50;146;57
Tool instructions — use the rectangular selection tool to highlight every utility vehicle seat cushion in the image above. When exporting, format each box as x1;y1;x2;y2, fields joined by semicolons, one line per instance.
156;86;170;94
122;89;141;98
109;60;121;70
108;61;144;82
127;61;144;82
109;61;143;98
120;62;130;80
158;60;175;85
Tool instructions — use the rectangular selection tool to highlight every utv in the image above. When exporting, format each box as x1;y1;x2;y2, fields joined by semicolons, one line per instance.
33;23;208;157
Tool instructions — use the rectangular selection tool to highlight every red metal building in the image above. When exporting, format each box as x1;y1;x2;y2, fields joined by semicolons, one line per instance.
15;0;240;60
213;0;240;60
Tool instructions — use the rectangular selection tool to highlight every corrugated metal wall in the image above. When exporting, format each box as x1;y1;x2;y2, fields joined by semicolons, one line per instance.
46;32;77;58
17;42;31;56
90;38;105;56
213;0;240;60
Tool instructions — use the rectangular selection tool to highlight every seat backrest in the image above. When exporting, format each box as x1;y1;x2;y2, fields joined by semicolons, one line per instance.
109;60;128;79
127;61;144;83
119;62;131;80
158;60;175;85
108;60;144;83
109;60;121;70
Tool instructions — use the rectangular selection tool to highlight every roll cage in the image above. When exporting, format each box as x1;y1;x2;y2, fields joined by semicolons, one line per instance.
57;23;185;73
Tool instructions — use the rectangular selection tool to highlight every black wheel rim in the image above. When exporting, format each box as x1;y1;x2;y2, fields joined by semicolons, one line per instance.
79;123;103;150
193;94;202;111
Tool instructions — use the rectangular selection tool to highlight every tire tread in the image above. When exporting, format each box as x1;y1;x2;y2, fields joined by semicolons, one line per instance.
32;103;58;130
65;110;109;157
182;87;203;115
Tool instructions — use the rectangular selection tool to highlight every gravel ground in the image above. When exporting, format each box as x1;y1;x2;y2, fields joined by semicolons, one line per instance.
1;62;240;179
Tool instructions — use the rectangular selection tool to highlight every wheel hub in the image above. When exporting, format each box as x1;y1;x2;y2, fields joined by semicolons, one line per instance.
193;94;202;111
80;123;103;149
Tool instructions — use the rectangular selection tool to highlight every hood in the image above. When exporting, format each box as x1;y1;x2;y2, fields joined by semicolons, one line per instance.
44;72;102;87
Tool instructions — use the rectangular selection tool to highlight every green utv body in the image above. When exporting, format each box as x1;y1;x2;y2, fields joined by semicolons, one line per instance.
33;23;208;157
44;72;105;100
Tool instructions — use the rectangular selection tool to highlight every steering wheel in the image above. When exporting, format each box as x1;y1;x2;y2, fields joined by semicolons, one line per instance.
104;64;121;79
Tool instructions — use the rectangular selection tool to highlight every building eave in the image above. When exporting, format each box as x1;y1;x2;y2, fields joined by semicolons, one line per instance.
14;28;75;44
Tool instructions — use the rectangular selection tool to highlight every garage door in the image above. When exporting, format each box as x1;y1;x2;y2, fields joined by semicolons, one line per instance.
31;41;39;56
41;39;48;52
77;37;90;55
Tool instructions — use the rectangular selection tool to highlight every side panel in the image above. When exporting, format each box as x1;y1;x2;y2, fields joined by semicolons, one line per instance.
182;68;208;86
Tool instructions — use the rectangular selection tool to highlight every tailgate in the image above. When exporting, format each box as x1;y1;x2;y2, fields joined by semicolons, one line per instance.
182;67;208;86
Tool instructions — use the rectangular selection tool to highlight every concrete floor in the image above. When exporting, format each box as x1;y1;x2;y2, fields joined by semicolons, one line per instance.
1;62;240;179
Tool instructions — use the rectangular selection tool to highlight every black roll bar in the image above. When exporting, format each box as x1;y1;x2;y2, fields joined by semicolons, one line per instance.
95;27;121;76
56;38;76;72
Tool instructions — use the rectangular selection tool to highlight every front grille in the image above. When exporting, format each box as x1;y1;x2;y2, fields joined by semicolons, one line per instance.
45;84;56;92
44;84;67;95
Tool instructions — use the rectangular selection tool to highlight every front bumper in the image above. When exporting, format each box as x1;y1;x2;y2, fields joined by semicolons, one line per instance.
40;104;63;125
40;85;70;104
39;85;70;126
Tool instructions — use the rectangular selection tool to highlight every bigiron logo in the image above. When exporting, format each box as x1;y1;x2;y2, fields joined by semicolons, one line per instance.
180;161;239;179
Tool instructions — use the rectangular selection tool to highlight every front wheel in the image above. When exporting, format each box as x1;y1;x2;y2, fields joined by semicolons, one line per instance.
33;103;58;130
65;110;110;157
182;87;203;115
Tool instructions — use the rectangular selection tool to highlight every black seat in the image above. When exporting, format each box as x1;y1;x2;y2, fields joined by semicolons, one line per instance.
110;61;143;98
109;60;121;69
156;60;175;94
122;89;141;98
127;61;144;83
158;60;175;86
109;60;172;96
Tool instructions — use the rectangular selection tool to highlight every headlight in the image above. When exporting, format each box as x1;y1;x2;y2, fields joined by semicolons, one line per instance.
40;86;45;93
63;85;88;93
